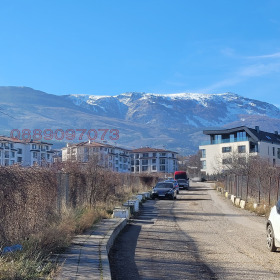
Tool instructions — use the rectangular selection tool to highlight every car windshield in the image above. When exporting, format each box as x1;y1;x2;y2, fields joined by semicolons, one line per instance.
177;179;187;183
155;183;173;189
165;180;177;185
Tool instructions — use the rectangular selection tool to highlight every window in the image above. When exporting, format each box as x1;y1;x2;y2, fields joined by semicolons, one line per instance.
214;135;222;144
18;148;22;154
222;147;232;153
135;160;139;165
32;144;37;149
278;148;280;159
17;157;22;163
273;147;275;157
160;165;166;171
33;152;38;158
152;159;156;164
142;159;148;165
222;158;232;164
5;151;9;158
153;153;156;157
160;153;166;157
142;153;148;158
201;149;206;158
142;166;148;172
237;131;246;140
47;154;50;160
11;152;15;158
273;159;276;167
131;167;134;172
10;143;14;149
160;159;165;164
152;165;156;171
238;145;246;153
131;160;134;165
201;160;206;169
230;134;235;142
238;157;246;165
135;154;139;159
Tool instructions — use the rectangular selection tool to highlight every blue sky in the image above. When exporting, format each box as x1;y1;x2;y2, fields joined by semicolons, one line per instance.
0;0;280;106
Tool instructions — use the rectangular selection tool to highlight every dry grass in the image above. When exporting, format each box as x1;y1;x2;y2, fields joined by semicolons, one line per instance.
0;205;112;279
244;201;272;217
0;164;154;279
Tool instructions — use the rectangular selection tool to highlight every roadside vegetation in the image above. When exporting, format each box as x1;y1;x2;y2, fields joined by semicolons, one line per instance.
0;162;158;279
211;152;280;217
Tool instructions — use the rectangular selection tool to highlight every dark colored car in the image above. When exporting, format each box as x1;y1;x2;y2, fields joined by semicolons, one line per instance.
164;180;180;194
177;179;189;190
151;182;177;200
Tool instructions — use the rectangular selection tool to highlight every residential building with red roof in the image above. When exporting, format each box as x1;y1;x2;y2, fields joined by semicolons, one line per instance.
130;147;178;173
0;136;53;166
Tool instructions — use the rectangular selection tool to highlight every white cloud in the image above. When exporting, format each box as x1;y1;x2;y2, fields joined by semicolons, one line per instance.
200;52;280;93
247;52;280;59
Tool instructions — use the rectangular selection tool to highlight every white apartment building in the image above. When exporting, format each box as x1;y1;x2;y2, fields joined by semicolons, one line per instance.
130;147;178;173
0;136;53;166
199;126;280;176
62;141;130;173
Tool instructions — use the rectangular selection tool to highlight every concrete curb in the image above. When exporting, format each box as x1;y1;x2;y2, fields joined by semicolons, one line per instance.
56;218;127;280
100;218;127;280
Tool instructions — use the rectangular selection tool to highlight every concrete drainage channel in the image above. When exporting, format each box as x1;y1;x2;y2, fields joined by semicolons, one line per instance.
102;191;151;279
56;191;151;280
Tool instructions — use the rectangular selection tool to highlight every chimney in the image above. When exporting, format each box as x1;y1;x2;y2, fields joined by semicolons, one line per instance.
255;126;260;133
275;131;279;135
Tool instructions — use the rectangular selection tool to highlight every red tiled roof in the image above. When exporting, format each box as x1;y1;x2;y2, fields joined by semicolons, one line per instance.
0;136;52;145
131;147;177;153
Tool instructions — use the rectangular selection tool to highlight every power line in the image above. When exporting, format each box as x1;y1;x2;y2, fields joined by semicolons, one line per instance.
0;107;16;120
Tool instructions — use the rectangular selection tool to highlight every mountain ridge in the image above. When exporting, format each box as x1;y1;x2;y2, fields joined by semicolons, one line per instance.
1;86;280;154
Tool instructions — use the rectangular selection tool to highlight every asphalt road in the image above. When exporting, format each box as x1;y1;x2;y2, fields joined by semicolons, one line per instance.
109;182;280;280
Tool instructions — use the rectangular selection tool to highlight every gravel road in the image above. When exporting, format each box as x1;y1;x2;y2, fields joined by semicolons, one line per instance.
109;182;280;280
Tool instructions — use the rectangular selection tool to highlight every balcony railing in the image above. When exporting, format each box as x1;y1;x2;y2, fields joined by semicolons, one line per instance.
201;137;249;146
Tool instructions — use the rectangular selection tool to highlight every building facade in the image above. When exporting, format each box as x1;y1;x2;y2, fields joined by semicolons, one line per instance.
61;141;131;173
199;126;280;175
130;147;178;173
0;136;53;166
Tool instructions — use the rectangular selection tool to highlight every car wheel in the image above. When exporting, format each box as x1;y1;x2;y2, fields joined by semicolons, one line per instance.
267;224;277;252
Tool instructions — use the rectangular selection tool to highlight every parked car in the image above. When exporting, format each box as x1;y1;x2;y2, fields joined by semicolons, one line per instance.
177;178;189;190
151;182;177;200
165;180;179;194
266;200;280;251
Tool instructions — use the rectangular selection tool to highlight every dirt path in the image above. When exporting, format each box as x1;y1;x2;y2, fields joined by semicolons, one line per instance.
109;182;280;279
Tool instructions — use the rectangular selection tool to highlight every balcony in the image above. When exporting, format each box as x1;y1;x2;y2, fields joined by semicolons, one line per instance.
201;137;249;146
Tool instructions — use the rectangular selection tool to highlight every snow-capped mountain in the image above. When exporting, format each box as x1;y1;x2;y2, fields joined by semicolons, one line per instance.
66;92;280;127
1;86;280;155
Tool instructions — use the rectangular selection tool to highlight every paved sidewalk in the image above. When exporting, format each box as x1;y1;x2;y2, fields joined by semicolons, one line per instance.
56;218;126;280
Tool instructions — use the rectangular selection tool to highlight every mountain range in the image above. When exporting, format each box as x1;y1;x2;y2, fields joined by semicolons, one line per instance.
1;86;280;155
